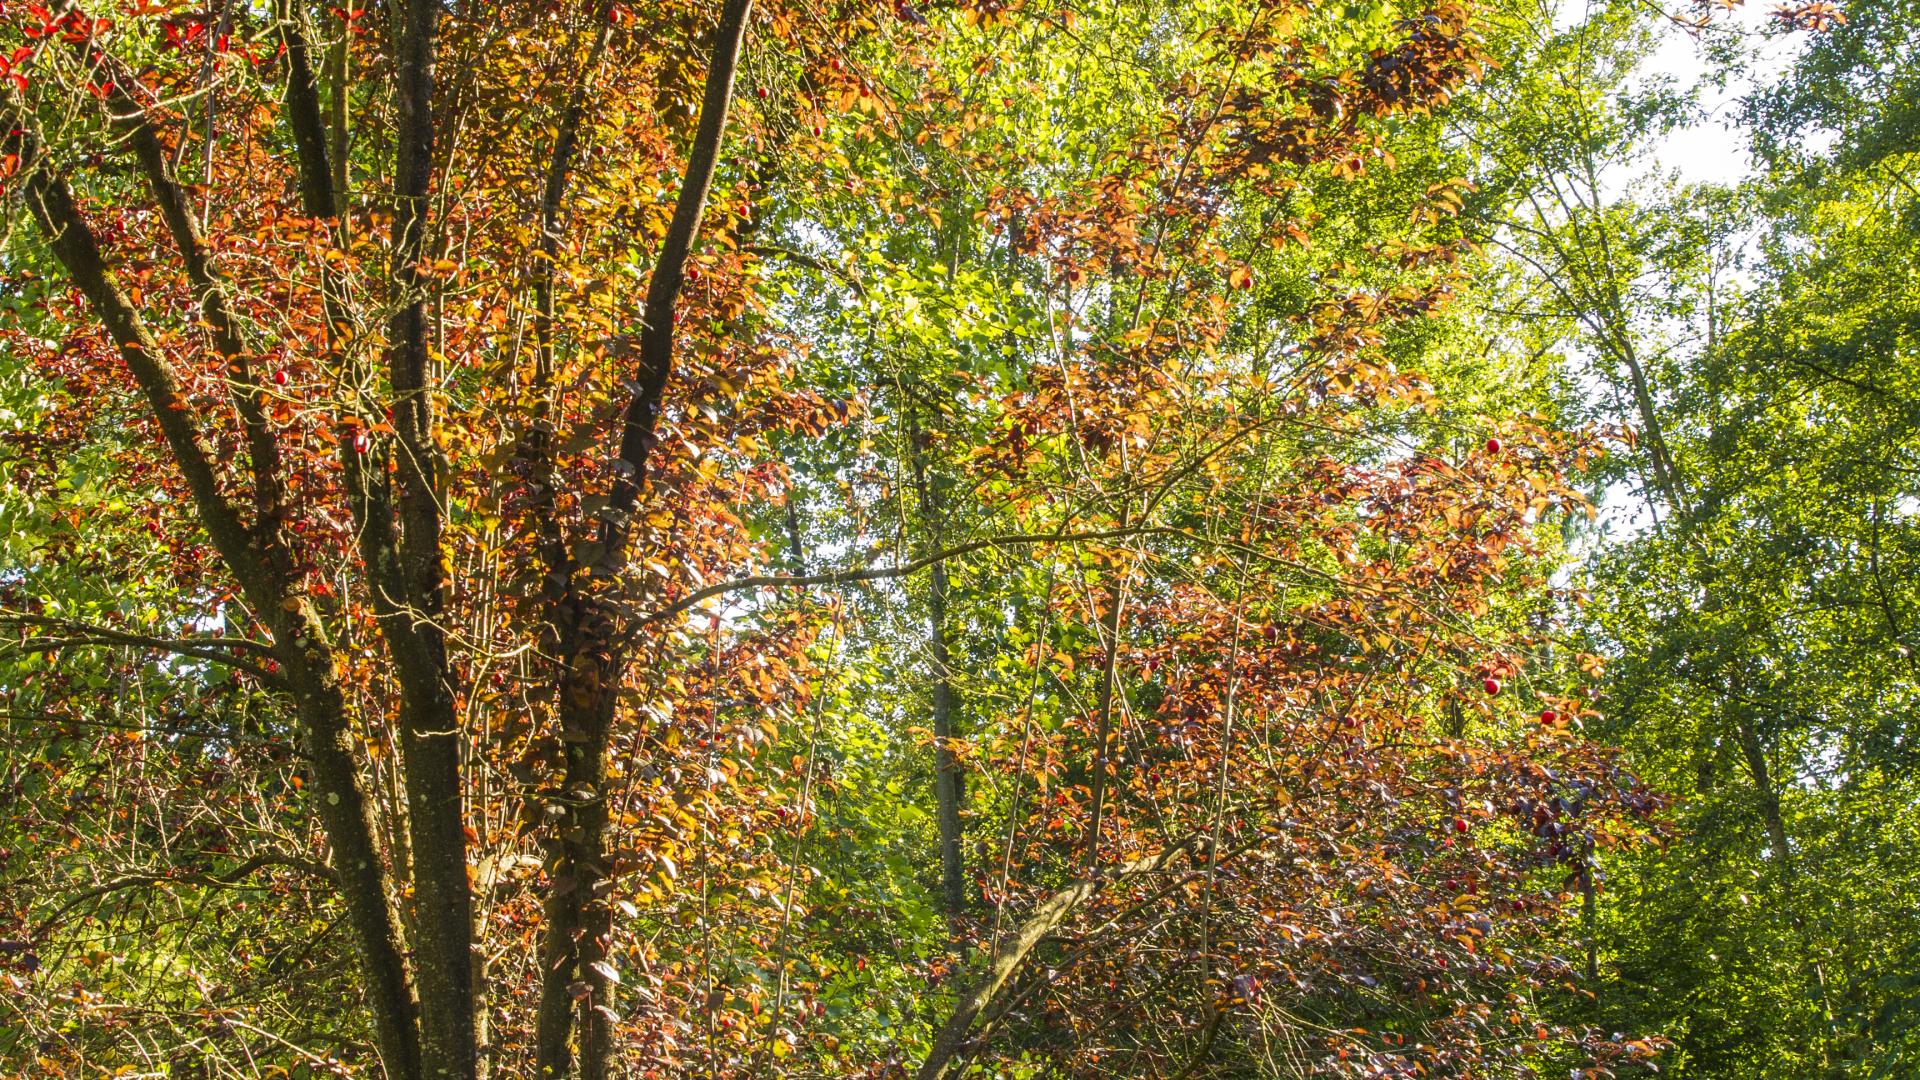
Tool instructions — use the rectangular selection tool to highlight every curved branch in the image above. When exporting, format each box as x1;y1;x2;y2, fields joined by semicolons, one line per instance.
631;525;1162;628
4;628;285;687
32;852;336;942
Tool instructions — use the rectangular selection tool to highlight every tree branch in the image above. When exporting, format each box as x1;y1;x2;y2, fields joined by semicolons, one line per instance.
916;836;1206;1080
32;852;336;942
599;0;754;549
524;12;621;1077
274;0;338;217
0;612;286;686
4;99;274;611
743;242;867;298
85;46;290;538
629;525;1160;629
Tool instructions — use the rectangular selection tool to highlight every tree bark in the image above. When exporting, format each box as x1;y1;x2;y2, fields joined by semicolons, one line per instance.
1734;714;1792;865
383;3;477;1075
908;410;966;916
1082;523;1132;871
9;114;424;1080
525;14;619;1078
928;556;967;915
534;0;754;1074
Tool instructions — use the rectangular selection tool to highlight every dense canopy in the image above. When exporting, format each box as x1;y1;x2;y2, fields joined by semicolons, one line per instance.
0;0;1911;1077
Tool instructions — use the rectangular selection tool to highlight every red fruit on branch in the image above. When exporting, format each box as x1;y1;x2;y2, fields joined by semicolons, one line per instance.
1485;437;1502;454
1483;677;1501;696
1452;817;1470;834
1539;709;1557;725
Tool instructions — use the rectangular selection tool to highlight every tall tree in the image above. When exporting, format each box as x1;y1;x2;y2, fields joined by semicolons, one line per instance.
0;0;1676;1076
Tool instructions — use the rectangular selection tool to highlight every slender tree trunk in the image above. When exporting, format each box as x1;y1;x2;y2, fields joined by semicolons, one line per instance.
1083;515;1132;870
385;3;476;1074
274;6;470;1074
1734;715;1791;865
908;411;966;915
928;557;967;915
10;119;425;1080
1733;708;1843;1054
522;12;618;1074
1583;847;1598;983
533;0;754;1073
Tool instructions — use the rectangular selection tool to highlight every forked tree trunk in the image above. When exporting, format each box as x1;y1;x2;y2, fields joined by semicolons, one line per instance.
7;103;429;1080
532;0;754;1073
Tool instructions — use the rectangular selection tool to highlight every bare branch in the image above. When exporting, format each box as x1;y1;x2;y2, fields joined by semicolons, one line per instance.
0;612;286;687
630;525;1160;628
32;852;336;943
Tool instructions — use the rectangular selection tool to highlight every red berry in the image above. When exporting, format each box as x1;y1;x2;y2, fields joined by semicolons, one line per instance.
685;266;701;284
1483;677;1501;696
350;430;370;454
1539;709;1557;725
272;369;288;387
1452;817;1470;834
1485;437;1502;454
811;123;824;137
756;86;769;99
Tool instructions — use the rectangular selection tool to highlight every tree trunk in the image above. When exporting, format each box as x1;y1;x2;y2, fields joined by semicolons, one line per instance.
1083;523;1132;870
533;0;754;1072
293;672;426;1080
11;119;426;1080
929;557;967;915
909;408;967;916
385;2;477;1074
1734;715;1791;865
536;637;619;1080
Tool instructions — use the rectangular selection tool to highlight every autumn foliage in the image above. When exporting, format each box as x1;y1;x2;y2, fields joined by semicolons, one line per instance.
0;0;1666;1077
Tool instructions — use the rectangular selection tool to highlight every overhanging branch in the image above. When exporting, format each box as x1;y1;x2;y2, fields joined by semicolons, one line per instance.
0;612;286;687
630;525;1162;628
